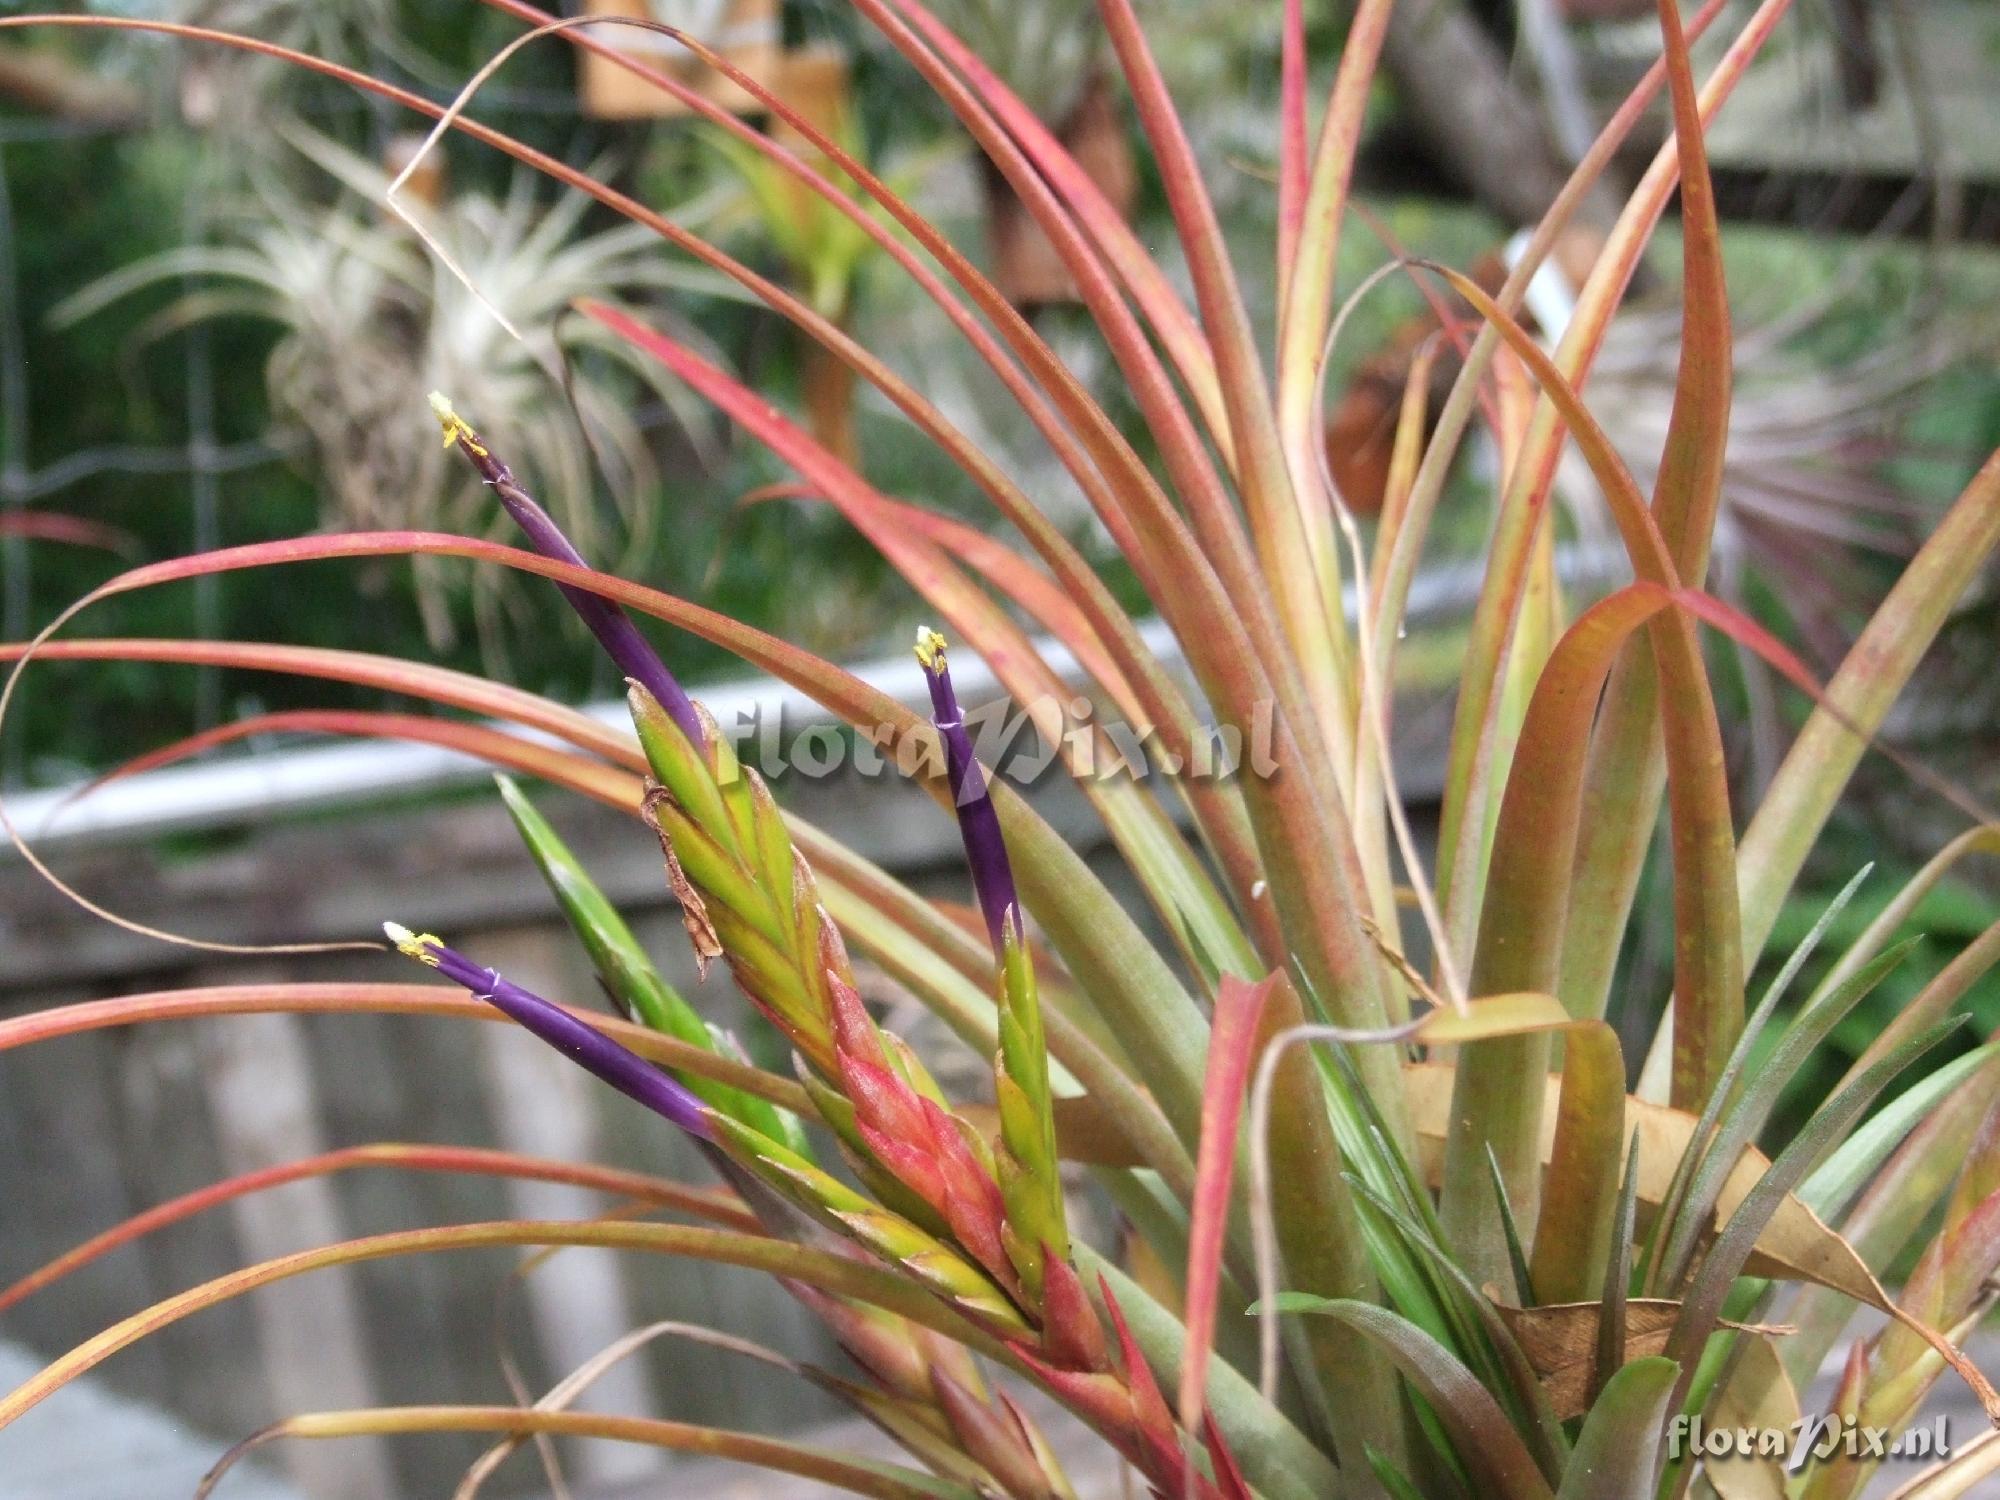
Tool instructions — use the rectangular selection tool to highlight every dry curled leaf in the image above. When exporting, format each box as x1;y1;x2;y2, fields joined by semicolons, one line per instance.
1489;1294;1790;1420
642;780;724;974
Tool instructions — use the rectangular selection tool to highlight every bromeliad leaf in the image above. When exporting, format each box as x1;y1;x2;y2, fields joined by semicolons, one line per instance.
1552;1356;1679;1500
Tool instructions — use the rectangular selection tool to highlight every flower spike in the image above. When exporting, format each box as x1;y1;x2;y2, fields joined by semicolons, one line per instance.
631;685;847;1079
916;630;1068;1300
914;626;1017;956
429;391;702;743
384;922;712;1140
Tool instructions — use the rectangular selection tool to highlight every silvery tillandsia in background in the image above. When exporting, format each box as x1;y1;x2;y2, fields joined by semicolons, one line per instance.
1;3;1999;1500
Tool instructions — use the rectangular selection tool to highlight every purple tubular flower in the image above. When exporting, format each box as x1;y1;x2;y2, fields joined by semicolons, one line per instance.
913;627;1018;956
386;922;712;1140
429;393;703;745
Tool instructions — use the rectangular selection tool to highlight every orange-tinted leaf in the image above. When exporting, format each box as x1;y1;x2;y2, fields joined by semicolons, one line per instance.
212;1404;971;1500
0;638;641;768
0;1144;753;1316
76;709;642;812
0;984;808;1114
1179;972;1278;1431
0;1220;1005;1432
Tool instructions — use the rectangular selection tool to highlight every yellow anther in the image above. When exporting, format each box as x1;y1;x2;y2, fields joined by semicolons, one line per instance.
913;625;948;671
382;921;444;966
427;391;486;456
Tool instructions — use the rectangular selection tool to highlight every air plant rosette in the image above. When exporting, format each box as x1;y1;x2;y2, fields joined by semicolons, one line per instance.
54;124;732;653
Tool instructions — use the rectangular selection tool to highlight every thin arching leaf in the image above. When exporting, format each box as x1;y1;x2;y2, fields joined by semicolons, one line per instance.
862;0;1225;449
75;708;641;811
11;529;1218;1154
583;300;1255;987
1278;1297;1555;1500
0;984;808;1114
0;1220;1007;1431
1429;0;1793;1007
200;1405;978;1500
0;638;642;765
1421;264;1742;1112
0;1145;753;1316
1552;0;1735;1042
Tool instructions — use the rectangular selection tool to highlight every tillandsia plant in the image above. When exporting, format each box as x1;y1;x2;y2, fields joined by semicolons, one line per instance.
52;119;742;653
7;3;2000;1499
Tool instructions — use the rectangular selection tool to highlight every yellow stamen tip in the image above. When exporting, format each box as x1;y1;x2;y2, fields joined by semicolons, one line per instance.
383;921;444;966
913;626;947;671
427;390;485;455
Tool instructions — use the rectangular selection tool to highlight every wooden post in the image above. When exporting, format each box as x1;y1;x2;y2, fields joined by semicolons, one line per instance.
469;928;663;1490
197;979;396;1499
578;0;782;120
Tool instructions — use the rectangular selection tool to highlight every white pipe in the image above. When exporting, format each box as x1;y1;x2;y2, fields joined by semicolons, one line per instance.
1;548;1630;855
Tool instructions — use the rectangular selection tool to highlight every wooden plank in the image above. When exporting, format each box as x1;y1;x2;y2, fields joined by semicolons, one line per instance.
101;1006;263;1440
195;978;395;1498
0;1001;176;1408
469;926;664;1492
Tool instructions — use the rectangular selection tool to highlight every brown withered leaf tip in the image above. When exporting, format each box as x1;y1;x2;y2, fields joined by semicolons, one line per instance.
1358;914;1444;1012
642;780;724;972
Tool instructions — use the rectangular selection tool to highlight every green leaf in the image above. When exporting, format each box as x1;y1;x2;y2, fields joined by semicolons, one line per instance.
1665;1019;1967;1398
994;916;1067;1299
1487;1143;1537;1308
1554;1357;1678;1500
1642;865;1875;1289
1532;1024;1627;1307
1281;1298;1556;1499
1340;1178;1568;1473
1803;1040;2000;1217
1784;1047;1997;1387
1444;585;1672;1281
1652;940;1920;1295
496;775;804;1154
1598;1134;1642;1414
1364;1448;1431;1500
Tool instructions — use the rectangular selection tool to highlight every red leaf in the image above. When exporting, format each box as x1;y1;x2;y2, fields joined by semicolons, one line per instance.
1179;971;1279;1431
